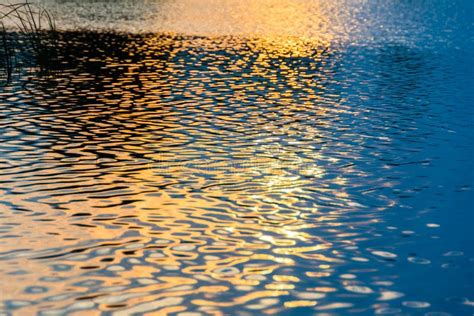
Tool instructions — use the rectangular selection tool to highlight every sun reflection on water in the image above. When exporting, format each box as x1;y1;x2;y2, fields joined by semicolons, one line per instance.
0;1;421;313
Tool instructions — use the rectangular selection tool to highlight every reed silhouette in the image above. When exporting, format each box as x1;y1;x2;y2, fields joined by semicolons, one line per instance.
0;1;58;82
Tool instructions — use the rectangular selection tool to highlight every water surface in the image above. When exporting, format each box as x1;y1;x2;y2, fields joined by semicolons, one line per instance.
0;1;473;315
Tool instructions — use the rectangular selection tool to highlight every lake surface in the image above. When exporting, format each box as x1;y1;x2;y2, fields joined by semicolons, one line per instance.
0;1;473;315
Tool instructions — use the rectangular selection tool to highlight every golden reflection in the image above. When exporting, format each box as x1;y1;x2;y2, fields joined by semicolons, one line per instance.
285;300;318;308
150;0;338;43
0;17;397;314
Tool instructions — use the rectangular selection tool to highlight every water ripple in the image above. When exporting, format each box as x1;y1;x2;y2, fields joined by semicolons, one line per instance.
0;3;473;314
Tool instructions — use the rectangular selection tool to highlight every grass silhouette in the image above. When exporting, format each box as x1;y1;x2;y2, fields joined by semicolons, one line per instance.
1;1;58;82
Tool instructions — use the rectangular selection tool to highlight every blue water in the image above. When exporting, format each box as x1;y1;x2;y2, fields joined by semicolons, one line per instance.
0;1;473;315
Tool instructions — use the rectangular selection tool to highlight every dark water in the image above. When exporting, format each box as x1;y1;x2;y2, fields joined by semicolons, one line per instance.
0;1;473;315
